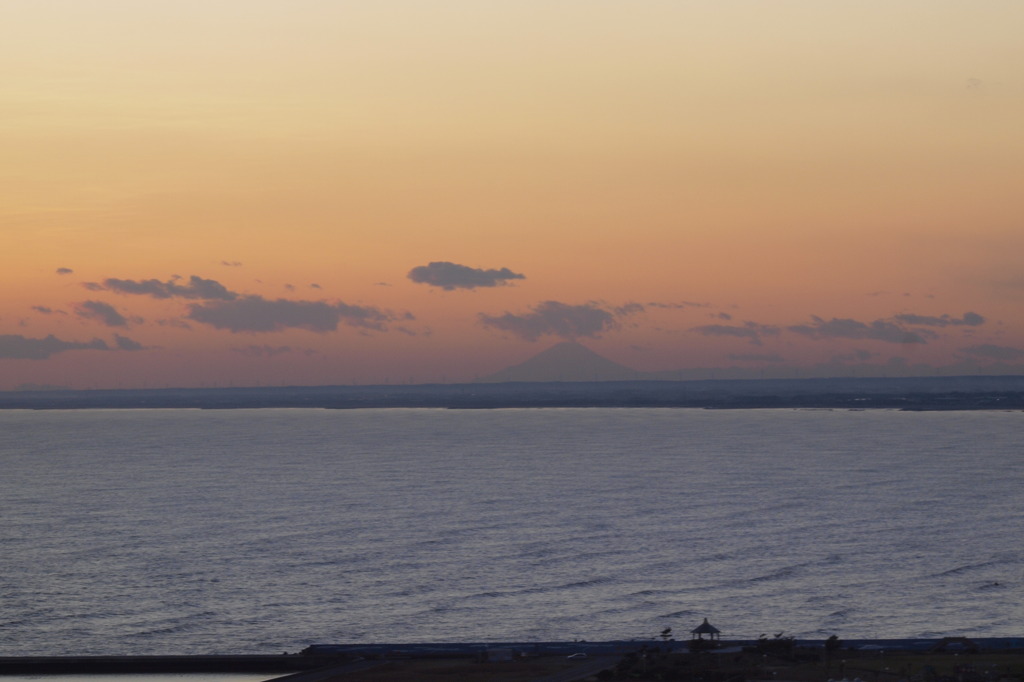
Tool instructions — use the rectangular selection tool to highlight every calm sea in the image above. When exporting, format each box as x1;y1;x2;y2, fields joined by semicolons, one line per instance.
1;408;1022;656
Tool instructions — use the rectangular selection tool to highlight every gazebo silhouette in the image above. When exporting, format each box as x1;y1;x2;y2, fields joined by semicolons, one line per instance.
691;618;721;641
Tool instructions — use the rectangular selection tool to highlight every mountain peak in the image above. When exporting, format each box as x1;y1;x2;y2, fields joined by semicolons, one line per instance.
479;341;638;382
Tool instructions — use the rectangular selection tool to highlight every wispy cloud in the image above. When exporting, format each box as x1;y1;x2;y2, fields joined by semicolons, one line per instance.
615;302;645;316
408;261;525;290
0;334;109;359
93;275;237;301
32;305;65;315
114;334;146;351
479;300;627;341
893;311;985;327
75;300;131;327
958;344;1024;362
187;295;398;333
646;300;710;310
691;322;780;346
788;316;934;344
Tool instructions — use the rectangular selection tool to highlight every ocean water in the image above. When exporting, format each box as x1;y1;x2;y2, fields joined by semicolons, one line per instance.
1;407;1022;656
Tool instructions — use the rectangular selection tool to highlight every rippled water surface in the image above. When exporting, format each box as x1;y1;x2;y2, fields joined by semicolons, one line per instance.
2;408;1022;655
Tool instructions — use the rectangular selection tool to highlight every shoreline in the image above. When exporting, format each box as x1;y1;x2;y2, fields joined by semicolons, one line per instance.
0;655;326;676
4;638;1024;675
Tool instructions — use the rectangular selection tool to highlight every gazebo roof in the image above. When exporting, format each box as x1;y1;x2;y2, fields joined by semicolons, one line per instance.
691;618;721;635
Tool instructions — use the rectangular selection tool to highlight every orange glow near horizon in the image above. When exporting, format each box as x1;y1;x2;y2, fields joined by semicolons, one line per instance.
3;1;1024;389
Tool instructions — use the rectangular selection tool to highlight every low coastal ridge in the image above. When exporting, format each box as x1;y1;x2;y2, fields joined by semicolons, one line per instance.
3;375;1024;410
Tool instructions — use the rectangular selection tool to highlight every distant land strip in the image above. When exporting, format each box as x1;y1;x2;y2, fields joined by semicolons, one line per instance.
2;376;1024;410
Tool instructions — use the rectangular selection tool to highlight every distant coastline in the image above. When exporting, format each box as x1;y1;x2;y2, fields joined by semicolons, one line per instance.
2;375;1024;411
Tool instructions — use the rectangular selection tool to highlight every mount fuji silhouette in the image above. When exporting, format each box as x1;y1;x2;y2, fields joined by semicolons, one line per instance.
479;341;639;382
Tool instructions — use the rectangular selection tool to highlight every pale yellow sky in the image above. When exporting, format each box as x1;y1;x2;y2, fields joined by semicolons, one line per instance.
3;1;1023;388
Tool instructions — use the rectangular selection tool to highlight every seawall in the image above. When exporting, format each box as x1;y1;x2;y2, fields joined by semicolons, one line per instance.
0;655;331;676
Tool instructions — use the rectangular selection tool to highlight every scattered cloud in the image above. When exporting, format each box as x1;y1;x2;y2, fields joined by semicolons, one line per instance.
187;295;396;333
788;316;934;344
866;291;932;299
0;334;109;359
958;344;1024;362
156;318;193;329
310;283;322;289
75;300;130;327
615;302;645;316
645;301;711;311
74;272;319;354
220;260;243;267
893;312;985;327
691;322;780;346
32;305;64;315
408;261;525;290
56;267;73;275
479;301;624;341
114;334;146;351
95;275;237;300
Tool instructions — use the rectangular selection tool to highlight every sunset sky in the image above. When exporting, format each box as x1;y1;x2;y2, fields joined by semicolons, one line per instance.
4;1;1024;390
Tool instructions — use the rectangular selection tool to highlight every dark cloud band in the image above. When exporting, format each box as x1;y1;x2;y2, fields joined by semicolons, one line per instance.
0;334;109;359
691;322;780;346
97;275;237;300
408;261;525;290
959;344;1024;361
75;300;129;327
479;301;626;341
893;312;985;327
187;295;395;333
788;316;933;344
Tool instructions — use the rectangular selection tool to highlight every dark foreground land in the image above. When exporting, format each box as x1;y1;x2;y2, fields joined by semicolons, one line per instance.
0;654;328;675
295;639;1024;682
3;375;1024;410
307;649;1024;682
5;640;1024;682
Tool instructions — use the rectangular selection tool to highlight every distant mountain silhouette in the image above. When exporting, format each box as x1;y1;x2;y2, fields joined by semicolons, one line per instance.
479;341;639;382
